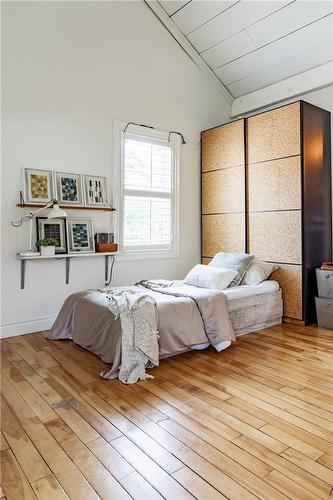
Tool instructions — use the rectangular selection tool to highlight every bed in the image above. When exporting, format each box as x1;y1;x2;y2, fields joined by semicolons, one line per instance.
49;278;282;378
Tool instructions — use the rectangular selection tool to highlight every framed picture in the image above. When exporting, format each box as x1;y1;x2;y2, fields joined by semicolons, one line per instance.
66;218;95;253
84;175;108;207
24;168;54;204
36;217;67;254
55;172;83;205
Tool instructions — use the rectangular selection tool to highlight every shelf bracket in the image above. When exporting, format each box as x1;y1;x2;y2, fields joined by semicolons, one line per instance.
20;259;26;289
105;255;109;282
66;257;70;285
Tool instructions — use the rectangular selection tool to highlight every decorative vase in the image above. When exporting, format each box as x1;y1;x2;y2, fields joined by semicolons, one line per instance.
40;245;55;256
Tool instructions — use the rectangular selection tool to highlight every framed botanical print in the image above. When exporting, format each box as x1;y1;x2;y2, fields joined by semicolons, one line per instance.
36;217;67;254
84;175;108;207
24;168;54;204
66;218;95;253
55;172;83;205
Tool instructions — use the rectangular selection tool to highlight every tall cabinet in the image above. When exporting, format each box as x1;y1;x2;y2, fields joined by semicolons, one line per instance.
201;101;331;324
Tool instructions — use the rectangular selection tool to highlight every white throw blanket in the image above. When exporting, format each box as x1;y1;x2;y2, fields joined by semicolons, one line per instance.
100;289;159;383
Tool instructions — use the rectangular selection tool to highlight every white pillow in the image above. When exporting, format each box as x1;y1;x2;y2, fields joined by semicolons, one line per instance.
242;260;279;286
184;264;237;290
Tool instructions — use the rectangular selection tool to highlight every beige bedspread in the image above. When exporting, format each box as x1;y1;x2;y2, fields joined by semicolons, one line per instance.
48;280;235;376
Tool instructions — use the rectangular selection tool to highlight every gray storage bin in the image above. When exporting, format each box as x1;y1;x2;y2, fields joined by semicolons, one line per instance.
315;297;333;329
316;269;333;298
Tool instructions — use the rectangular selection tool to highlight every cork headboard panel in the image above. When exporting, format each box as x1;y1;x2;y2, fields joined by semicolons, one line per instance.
246;102;302;321
201;119;246;260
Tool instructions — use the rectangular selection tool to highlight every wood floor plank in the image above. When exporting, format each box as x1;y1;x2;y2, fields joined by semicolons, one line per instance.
171;446;258;500
13;359;102;444
158;360;267;428
318;453;333;470
0;433;9;452
45;375;122;441
172;466;228;500
0;449;37;500
91;383;185;469
88;438;164;499
130;383;278;478
111;435;194;499
1;396;50;483
46;418;131;500
260;423;324;460
120;470;164;499
218;380;333;443
279;385;333;412
233;435;331;499
87;437;134;480
264;469;321;500
228;396;333;456
30;475;68;500
22;417;100;500
1;323;332;500
281;448;333;485
159;416;288;500
1;360;57;424
1;375;100;500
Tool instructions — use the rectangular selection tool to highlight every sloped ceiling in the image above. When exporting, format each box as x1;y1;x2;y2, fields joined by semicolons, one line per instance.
154;0;333;110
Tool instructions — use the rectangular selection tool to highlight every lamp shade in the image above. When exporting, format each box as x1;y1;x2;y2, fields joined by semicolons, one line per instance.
47;202;67;219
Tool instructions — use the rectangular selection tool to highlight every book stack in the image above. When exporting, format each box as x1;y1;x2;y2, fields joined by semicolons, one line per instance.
321;261;333;270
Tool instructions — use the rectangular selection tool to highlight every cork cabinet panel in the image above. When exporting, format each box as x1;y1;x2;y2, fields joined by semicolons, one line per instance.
202;257;212;265
248;156;301;212
270;264;303;320
247;102;300;164
202;166;245;214
248;211;302;264
202;120;245;172
202;214;245;257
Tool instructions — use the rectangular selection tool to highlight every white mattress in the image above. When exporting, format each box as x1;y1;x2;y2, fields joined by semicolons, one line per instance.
223;280;279;301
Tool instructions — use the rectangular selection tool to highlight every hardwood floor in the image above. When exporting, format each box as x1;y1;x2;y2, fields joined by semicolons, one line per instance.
1;324;332;499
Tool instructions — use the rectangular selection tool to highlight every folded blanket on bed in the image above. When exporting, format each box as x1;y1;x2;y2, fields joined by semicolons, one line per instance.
100;289;159;384
138;279;235;347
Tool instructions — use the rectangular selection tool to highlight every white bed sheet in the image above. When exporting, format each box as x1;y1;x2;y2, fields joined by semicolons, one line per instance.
223;280;279;301
191;280;280;350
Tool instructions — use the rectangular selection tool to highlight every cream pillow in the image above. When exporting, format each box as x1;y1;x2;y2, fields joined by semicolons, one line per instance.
184;264;237;290
209;252;255;287
242;260;279;286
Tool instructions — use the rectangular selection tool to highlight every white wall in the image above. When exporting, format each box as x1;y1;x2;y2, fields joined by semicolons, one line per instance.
1;1;230;338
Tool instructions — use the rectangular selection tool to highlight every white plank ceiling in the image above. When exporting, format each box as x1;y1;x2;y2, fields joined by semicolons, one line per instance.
157;0;333;98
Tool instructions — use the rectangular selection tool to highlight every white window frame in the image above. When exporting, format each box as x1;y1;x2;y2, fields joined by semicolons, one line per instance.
112;121;180;261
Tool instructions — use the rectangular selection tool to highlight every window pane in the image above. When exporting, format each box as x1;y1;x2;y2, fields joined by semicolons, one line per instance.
123;195;171;247
124;138;171;193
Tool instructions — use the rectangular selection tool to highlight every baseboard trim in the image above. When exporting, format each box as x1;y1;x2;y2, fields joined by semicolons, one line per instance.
0;317;56;339
283;317;306;326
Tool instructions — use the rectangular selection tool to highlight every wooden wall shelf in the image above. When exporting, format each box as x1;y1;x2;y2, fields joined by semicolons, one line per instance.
16;203;116;212
17;252;117;288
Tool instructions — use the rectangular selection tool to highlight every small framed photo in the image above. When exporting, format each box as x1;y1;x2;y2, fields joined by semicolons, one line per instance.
36;217;67;254
55;172;83;205
84;175;108;207
24;168;54;204
66;218;95;253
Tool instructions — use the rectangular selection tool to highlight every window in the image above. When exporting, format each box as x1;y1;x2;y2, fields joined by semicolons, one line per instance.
119;125;179;257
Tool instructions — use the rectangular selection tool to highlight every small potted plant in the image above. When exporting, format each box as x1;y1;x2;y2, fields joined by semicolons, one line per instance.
35;237;58;256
